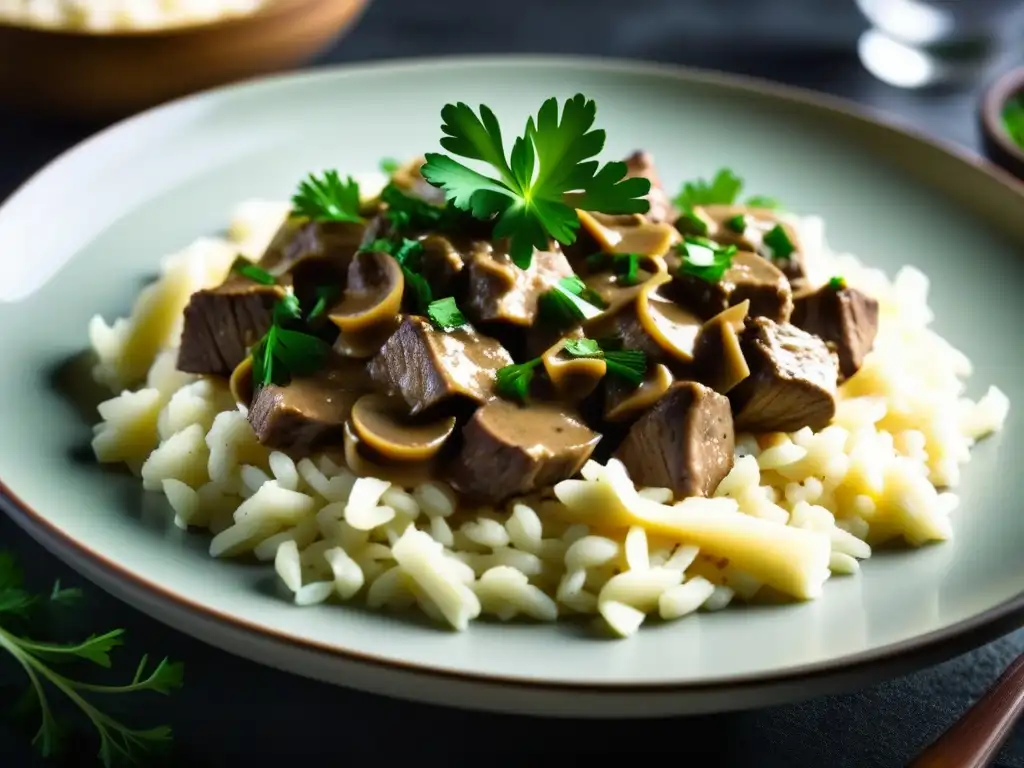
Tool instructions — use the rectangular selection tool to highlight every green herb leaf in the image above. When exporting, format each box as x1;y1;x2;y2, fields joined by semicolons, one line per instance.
828;275;847;291
421;95;651;269
426;297;467;331
252;295;331;389
725;214;746;233
745;195;781;209
586;252;641;285
673;168;743;209
495;359;542;402
379;157;401;174
538;277;606;329
364;237;433;313
230;257;276;286
1002;94;1024;149
762;224;796;261
678;237;738;284
306;285;340;322
676;206;709;236
561;336;647;385
291;170;364;224
0;553;182;767
48;581;83;606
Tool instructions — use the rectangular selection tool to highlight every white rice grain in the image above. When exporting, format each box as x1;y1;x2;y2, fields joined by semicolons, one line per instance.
294;581;334;607
324;547;365;599
659;576;716;620
344;477;394;530
565;536;619;571
274;540;302;593
413;481;457;518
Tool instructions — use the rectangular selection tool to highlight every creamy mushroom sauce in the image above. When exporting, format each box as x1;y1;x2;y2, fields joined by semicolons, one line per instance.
175;156;881;505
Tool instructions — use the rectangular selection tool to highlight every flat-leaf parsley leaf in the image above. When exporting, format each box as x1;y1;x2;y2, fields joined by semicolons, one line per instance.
421;94;652;269
292;170;364;224
562;337;647;386
678;236;738;284
251;295;331;389
426;297;467;331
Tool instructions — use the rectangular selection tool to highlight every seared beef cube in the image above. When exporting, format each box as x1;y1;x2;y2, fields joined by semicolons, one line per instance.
624;150;677;224
671;249;793;322
463;245;574;326
613;381;734;498
728;317;838;433
448;399;601;503
367;316;513;415
177;275;285;377
247;358;371;454
259;218;370;307
792;280;879;380
692;303;750;394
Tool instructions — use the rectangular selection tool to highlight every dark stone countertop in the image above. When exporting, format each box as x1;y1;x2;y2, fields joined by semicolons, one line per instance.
1;1;1022;766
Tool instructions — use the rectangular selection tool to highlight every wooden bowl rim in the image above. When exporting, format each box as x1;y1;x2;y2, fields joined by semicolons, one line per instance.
0;0;365;39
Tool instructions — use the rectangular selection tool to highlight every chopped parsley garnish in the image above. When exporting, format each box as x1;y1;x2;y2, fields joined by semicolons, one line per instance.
495;358;543;402
672;168;782;218
251;294;331;389
379;157;401;174
745;195;781;209
678;236;738;284
0;552;183;766
426;297;467;331
307;285;340;322
291;170;364;224
1002;93;1024;149
421;94;652;269
562;337;647;385
230;257;276;286
586;251;641;285
363;236;434;313
538;276;606;329
828;275;847;291
725;214;746;234
380;182;466;233
762;224;796;261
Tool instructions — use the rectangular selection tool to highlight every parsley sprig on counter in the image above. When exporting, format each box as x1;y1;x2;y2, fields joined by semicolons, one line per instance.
251;294;332;389
292;170;364;224
678;236;738;284
0;553;182;767
420;94;652;269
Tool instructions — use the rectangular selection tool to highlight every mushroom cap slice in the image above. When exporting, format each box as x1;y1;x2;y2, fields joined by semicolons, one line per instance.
576;210;681;257
541;338;607;403
229;355;255;408
343;421;437;487
330;249;404;358
604;363;675;422
350;394;456;463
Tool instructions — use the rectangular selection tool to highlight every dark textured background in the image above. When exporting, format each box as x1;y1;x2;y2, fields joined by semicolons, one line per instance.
2;1;1023;766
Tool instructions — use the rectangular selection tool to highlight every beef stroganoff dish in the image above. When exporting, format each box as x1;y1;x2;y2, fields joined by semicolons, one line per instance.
87;95;1009;637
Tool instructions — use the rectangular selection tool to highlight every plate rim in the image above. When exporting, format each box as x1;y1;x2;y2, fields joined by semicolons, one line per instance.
3;53;1024;696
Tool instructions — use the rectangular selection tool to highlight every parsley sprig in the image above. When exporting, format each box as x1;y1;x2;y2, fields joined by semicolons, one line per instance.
762;224;795;261
673;169;781;234
828;275;847;291
251;294;332;389
563;337;647;385
538;276;606;329
1002;93;1024;150
421;94;652;269
678;236;738;284
586;252;641;286
291;171;364;224
426;297;467;331
230;257;276;286
495;358;543;403
0;553;182;766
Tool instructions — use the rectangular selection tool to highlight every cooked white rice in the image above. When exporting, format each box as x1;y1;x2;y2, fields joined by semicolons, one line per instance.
86;186;1010;638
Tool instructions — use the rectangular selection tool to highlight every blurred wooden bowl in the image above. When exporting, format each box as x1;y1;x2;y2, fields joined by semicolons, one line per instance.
0;0;371;122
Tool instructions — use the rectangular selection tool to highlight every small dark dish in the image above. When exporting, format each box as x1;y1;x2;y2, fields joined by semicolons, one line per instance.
980;67;1024;181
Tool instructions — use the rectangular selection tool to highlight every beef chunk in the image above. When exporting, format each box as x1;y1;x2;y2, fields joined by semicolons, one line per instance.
367;316;513;415
463;245;574;326
448;399;600;503
177;275;285;377
613;381;734;498
624;150;677;223
670;249;793;322
247;357;371;454
728;317;838;433
792;280;879;380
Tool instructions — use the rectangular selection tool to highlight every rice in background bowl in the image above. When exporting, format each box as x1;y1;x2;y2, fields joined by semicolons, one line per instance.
0;0;267;32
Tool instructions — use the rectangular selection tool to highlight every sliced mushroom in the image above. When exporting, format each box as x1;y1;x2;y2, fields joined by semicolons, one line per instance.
604;363;675;422
343;421;437;487
692;301;752;394
576;210;681;258
584;273;703;366
229;355;255;408
582;254;668;311
329;249;404;358
541;338;607;403
350;394;456;463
